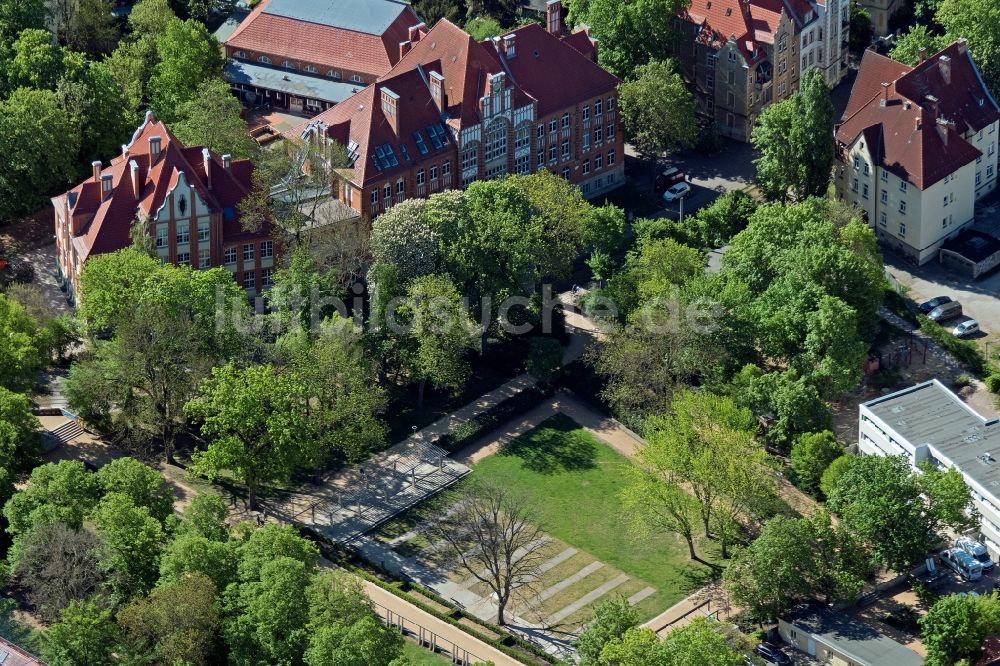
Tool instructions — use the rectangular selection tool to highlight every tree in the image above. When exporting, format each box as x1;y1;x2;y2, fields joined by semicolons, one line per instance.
267;246;341;332
57;0;120;55
577;0;688;79
186;363;313;509
621;464;701;560
173;78;258;159
0;385;41;475
149;18;224;122
820;454;852;500
91;492;166;601
118;573;221;666
618;59;698;166
56;60;136;171
398;275;478;410
917;463;979;534
429;482;548;626
3;461;101;543
752;69;835;201
790;431;843;497
0;87;79;220
937;0;1000;95
76;247;161;333
848;1;872;54
526;337;563;383
806;509;869;606
582;203;627;256
95;457;174;524
370;199;441;283
597;626;670;665
465;16;503;41
0;294;45;392
41;598;121;666
176;493;230;542
12;523;104;622
890;25;949;65
921;592;1000;666
0;0;46;40
513;170;592;282
575;597;639;666
685;190;760;249
826;455;937;571
10;29;79;91
413;0;464;25
724;516;816;620
224;557;312;664
158;533;236;591
233;523;319;584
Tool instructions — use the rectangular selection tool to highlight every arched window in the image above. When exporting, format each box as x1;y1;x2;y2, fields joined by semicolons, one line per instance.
304;64;318;74
351;74;363;83
258;55;271;64
282;60;296;70
328;70;341;79
234;50;247;59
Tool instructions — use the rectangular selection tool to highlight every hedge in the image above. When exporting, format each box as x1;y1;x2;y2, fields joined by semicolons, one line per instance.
435;384;556;453
916;314;991;377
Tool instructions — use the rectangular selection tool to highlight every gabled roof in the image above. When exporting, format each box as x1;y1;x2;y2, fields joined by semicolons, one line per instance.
225;0;421;79
837;41;999;190
55;112;259;263
682;0;768;64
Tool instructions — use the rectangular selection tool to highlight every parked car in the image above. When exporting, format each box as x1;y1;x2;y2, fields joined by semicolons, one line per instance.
654;167;686;193
928;301;963;322
754;642;792;665
941;547;984;581
957;536;995;571
953;320;980;338
919;296;952;313
662;182;692;202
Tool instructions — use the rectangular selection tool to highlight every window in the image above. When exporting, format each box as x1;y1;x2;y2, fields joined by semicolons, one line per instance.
706;74;715;89
862;183;869;199
549;145;557;162
899;200;907;214
304;64;318;73
243;243;255;262
608;97;616;111
595;154;603;170
383;184;391;201
351;74;363;83
177;252;190;266
176;227;190;245
899;222;906;237
430;165;438;181
396;180;404;195
607;124;615;140
561;167;570;180
594;126;603;144
582;159;590;175
583;105;590;121
224;247;237;264
243;271;256;290
853;156;860;170
863;163;869;175
536;125;544;139
595;99;603;117
199;254;211;269
258;55;271;64
413;131;429;155
549;119;557;134
515;154;530;174
417;169;425;186
261;240;273;258
461;146;478;172
943;217;949;228
485;121;508;162
979;155;984;164
879;211;887;227
728;70;735;85
851;177;858;192
729;51;737;63
608;149;616;166
234;50;247;59
515;126;530;150
443;160;451;177
370;189;378;206
991;144;995;156
583;130;590;151
537;151;544;167
197;221;209;242
880;189;887;203
561;139;569;158
978;172;983;185
561;113;570;128
980;129;985;141
990;165;996;178
156;226;167;248
802;55;807;70
262;268;274;288
943;195;949;207
881;170;888;182
328;70;341;79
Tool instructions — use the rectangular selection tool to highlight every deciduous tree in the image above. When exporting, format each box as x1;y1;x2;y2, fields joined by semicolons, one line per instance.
618;59;698;166
95;457;174;524
370;198;441;283
575;597;639;666
12;523;104;622
41;598;121;666
149;18;224;122
921;592;1000;666
790;431;843;497
937;0;1000;95
890;25;949;65
173;78;258;160
91;492;166;601
578;0;688;78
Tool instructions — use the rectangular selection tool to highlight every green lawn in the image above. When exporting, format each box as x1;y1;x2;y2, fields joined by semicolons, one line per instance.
400;640;455;665
470;413;721;621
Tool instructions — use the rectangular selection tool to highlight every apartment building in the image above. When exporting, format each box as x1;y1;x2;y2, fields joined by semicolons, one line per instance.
52;112;274;300
223;0;423;114
675;0;847;141
834;41;1000;265
287;2;624;219
860;379;1000;559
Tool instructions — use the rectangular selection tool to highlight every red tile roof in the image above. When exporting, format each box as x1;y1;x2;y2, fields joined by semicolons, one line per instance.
225;0;421;79
836;41;999;189
683;0;767;63
56;112;263;263
562;28;597;61
287;18;619;186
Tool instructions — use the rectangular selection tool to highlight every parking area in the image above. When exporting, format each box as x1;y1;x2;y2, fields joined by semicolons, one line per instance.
659;182;723;221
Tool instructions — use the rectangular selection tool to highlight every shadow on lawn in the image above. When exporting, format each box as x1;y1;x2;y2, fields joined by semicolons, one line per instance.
498;414;598;474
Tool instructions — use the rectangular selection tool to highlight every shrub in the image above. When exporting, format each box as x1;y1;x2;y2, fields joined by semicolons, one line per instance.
917;315;989;376
435;385;554;453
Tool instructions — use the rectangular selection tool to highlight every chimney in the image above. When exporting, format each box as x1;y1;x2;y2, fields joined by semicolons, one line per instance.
939;55;951;85
100;173;113;201
399;40;411;59
925;94;939;120
504;33;516;58
129;159;140;199
880;82;890;106
919;47;927;62
222;154;232;171
915;115;922;131
546;0;561;35
202;147;212;190
957;37;968;55
936;116;950;146
149;135;162;160
91;160;102;182
409;23;426;43
429;71;445;111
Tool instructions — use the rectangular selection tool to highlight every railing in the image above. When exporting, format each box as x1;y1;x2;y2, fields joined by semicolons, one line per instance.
372;600;490;666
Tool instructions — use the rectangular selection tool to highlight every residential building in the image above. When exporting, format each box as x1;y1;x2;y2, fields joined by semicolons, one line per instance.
857;0;904;37
834;41;1000;265
222;0;423;114
675;0;847;141
778;605;924;666
287;2;624;220
859;379;1000;559
52;112;274;300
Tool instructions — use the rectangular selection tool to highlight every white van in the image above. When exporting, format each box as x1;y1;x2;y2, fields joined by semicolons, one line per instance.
942;547;984;581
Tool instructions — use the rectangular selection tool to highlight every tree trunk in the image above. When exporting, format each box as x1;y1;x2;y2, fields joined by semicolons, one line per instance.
248;478;259;511
721;535;730;559
686;536;697;561
417;378;426;411
496;597;506;626
702;513;711;538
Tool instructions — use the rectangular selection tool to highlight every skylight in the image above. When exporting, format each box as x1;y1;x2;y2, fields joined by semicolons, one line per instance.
413;130;429;155
427;124;448;149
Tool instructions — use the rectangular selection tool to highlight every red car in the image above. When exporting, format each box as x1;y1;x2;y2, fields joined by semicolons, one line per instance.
654;167;686;193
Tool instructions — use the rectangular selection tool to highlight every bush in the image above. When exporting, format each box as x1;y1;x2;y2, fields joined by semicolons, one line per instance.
883;288;917;324
953;373;972;389
434;385;555;453
917;314;989;376
790;431;843;497
986;374;1000;394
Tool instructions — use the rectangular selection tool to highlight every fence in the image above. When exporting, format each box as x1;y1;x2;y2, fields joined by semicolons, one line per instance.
372;599;490;666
